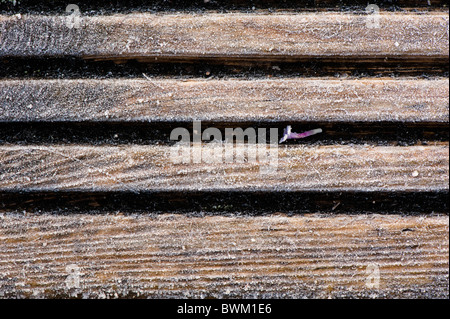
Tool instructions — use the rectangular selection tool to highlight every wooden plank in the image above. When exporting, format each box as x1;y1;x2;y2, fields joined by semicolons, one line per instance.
0;213;447;298
0;13;448;61
0;145;447;191
0;78;448;122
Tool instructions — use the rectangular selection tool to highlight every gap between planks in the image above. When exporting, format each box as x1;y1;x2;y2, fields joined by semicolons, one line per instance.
1;0;448;12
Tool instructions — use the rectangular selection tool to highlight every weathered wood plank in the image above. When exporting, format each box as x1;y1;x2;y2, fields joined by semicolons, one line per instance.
0;213;447;298
0;13;448;61
0;145;447;191
0;78;448;122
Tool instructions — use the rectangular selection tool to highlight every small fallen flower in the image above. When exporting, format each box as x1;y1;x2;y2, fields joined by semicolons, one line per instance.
279;125;322;143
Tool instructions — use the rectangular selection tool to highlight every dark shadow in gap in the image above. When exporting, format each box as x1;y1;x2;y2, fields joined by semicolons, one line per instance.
1;190;448;215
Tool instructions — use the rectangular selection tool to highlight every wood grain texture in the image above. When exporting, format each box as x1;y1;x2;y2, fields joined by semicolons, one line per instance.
0;13;448;60
0;78;448;122
0;213;447;298
0;145;447;191
0;3;448;301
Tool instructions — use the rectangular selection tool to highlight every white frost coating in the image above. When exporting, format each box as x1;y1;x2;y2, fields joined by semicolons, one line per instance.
0;214;448;298
0;145;447;192
0;13;448;57
0;78;448;122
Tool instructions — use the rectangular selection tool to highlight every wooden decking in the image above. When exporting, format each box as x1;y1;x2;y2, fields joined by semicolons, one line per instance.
0;1;448;298
0;214;448;298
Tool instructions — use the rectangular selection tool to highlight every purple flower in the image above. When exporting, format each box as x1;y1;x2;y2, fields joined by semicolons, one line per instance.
279;125;322;143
